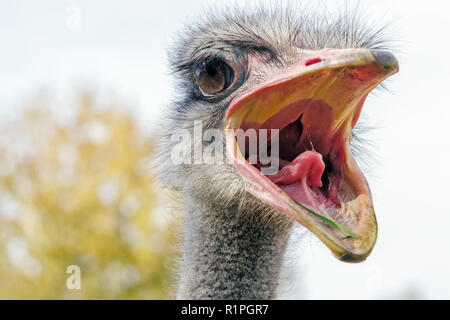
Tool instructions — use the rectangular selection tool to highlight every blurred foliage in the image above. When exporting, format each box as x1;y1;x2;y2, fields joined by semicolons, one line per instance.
0;92;177;299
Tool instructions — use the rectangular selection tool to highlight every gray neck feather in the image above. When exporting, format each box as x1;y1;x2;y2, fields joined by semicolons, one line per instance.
177;196;293;299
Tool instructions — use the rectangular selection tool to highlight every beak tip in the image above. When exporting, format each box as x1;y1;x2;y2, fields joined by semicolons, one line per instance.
334;251;369;263
370;49;399;72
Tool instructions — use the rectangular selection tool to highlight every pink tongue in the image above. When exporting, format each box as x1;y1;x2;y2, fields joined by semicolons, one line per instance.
267;151;325;206
267;151;325;187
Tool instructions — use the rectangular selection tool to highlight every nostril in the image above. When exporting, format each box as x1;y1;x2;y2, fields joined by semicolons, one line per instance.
305;58;323;66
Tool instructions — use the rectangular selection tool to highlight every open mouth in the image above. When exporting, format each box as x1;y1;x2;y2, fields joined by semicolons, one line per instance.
225;48;399;262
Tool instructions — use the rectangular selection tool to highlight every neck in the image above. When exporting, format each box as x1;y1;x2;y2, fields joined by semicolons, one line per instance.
177;195;292;299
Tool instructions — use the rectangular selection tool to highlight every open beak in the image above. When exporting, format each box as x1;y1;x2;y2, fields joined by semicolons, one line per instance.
225;48;398;262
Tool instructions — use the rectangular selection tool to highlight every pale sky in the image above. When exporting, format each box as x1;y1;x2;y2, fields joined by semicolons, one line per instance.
1;0;450;299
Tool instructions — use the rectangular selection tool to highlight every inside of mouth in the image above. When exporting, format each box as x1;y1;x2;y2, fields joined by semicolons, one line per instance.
238;99;354;228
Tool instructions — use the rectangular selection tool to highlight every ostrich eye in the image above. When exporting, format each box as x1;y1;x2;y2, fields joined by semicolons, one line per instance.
195;58;235;96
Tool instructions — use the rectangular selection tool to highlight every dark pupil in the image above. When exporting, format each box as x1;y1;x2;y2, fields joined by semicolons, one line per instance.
197;60;229;95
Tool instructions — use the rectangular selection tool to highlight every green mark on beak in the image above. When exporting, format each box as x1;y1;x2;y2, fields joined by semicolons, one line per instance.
294;200;359;239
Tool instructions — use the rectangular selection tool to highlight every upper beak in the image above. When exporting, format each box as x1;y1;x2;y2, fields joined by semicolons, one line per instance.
225;48;398;262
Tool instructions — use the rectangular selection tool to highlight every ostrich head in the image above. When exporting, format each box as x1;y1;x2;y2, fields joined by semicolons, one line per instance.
156;3;398;298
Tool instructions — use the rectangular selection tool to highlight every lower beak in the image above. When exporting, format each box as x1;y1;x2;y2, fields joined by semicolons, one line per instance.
225;48;398;262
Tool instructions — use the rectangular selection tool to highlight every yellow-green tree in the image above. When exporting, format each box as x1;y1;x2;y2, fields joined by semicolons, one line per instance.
0;92;176;299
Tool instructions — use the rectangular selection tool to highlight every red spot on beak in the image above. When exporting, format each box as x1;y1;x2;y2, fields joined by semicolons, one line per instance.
305;58;323;66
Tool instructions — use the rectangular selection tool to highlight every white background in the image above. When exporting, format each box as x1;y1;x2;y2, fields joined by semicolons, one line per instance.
1;0;449;299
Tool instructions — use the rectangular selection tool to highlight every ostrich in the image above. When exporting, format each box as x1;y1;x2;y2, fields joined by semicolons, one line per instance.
155;4;398;299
